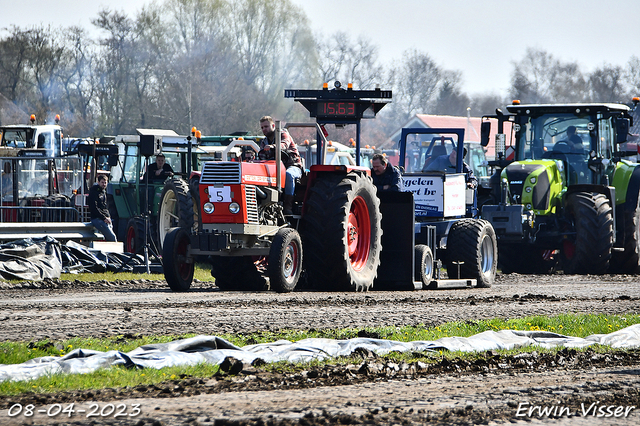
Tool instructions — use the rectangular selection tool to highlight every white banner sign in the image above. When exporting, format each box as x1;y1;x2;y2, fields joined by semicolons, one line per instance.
403;173;465;217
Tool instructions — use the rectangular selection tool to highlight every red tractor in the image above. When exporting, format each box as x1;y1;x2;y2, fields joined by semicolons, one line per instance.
163;123;382;292
163;84;390;292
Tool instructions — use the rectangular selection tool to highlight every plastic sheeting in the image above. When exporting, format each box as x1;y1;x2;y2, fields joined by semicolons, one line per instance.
62;241;146;274
1;324;639;383
0;237;62;281
0;237;146;280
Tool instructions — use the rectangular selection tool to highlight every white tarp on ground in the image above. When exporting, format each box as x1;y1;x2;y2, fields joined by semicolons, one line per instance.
1;324;639;383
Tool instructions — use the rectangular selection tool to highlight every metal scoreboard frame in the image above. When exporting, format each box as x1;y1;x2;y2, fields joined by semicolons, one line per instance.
284;82;392;166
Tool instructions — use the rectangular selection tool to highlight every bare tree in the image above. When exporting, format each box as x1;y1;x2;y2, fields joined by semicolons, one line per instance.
0;26;31;105
390;49;441;120
226;0;318;101
92;9;139;134
58;26;96;135
588;63;626;102
24;26;68;121
624;56;640;98
316;32;386;90
433;70;470;116
469;93;509;116
510;48;586;103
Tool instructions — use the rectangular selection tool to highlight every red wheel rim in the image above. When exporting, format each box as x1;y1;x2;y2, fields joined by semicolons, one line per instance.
125;227;136;253
347;196;371;271
563;239;575;260
176;233;191;280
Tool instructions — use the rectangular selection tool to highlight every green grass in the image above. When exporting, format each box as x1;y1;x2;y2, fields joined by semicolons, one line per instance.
0;313;638;396
1;363;220;396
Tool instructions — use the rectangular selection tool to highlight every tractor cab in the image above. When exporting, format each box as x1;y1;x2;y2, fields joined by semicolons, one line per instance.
400;128;482;218
0;115;63;157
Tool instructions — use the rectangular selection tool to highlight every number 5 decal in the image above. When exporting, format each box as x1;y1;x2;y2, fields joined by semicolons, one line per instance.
207;186;231;203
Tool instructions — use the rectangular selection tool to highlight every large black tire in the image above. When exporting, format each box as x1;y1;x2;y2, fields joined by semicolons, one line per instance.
268;228;303;293
414;244;434;288
210;257;266;291
158;178;195;251
301;173;382;291
611;196;640;274
163;227;194;292
124;217;145;253
562;192;613;275
446;219;497;288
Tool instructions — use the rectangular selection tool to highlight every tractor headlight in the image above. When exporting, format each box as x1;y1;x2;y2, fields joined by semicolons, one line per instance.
203;202;215;214
525;186;532;193
229;202;240;214
530;177;536;184
526;203;532;210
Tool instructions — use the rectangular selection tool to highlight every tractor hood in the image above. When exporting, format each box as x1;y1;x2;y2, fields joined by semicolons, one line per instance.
501;160;564;214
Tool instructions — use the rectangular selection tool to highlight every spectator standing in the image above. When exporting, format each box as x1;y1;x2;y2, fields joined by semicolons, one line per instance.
88;174;117;242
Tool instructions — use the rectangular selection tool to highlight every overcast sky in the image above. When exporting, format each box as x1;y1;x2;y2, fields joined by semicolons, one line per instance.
6;0;640;97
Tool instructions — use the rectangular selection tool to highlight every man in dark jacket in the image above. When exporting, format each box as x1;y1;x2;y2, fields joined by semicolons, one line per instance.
143;153;174;182
88;174;117;242
259;115;303;214
371;153;403;192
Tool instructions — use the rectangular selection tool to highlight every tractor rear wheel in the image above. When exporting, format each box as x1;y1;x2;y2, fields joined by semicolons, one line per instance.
611;196;640;274
301;173;382;291
446;219;497;288
210;257;266;291
414;244;434;288
562;192;613;275
124;217;145;253
163;227;194;292
158;178;195;251
268;228;303;293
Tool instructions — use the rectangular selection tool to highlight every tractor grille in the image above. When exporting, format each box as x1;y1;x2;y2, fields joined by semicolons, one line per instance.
245;185;259;224
505;163;544;206
200;162;241;184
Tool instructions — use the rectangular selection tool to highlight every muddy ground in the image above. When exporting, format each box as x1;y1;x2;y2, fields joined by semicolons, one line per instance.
0;273;639;425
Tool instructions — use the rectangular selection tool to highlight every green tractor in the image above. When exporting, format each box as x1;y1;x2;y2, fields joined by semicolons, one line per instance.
480;100;640;274
108;130;243;254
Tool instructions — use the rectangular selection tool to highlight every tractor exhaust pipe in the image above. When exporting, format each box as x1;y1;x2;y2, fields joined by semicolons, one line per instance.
276;120;282;193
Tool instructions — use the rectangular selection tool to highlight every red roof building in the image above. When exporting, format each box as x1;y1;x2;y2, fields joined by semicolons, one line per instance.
388;113;511;159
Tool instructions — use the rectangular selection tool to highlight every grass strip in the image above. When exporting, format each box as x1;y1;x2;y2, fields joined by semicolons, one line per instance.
1;313;638;395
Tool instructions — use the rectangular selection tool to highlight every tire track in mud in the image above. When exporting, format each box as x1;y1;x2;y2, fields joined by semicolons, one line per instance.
1;275;639;341
1;274;639;425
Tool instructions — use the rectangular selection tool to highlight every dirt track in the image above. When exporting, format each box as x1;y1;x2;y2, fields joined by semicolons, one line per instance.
1;273;639;425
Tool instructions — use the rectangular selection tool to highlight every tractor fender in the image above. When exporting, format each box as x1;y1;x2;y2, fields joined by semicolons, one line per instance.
565;184;615;208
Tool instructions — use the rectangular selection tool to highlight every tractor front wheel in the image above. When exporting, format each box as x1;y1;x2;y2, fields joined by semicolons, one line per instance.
562;192;613;275
268;228;303;293
163;227;194;292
